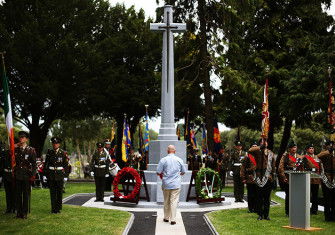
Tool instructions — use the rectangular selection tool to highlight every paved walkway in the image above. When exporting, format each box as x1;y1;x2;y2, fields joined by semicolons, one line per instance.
63;194;249;235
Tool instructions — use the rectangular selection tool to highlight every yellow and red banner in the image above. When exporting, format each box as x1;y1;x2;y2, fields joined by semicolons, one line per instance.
261;78;270;139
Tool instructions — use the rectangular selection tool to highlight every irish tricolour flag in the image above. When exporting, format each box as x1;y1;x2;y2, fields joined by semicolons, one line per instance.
1;55;15;168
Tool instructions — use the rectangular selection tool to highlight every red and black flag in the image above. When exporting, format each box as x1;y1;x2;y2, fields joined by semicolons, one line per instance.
213;119;222;154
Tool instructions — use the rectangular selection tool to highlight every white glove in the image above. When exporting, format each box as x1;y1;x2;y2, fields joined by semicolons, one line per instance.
105;174;109;178
229;171;233;177
43;176;47;182
64;177;68;182
90;172;94;177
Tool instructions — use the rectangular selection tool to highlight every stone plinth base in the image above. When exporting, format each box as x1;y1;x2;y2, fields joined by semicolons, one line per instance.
148;140;187;165
141;170;194;202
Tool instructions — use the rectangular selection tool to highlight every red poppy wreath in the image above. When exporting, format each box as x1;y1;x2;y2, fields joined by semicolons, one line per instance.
113;167;142;200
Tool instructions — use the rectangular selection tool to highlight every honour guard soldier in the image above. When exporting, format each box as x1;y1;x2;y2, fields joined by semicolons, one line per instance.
241;142;258;213
44;137;69;213
230;141;246;202
303;144;321;215
217;148;229;188
248;140;276;220
317;140;335;221
0;142;16;213
104;139;113;191
90;142;110;202
14;131;36;219
278;140;303;216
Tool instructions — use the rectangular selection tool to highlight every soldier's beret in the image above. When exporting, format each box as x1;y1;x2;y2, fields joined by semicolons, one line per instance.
96;142;104;148
104;139;111;144
287;140;297;148
18;131;29;138
305;143;314;149
234;140;242;146
51;137;62;144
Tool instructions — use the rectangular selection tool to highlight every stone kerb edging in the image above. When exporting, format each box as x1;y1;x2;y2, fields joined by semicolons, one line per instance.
203;213;219;235
122;213;135;235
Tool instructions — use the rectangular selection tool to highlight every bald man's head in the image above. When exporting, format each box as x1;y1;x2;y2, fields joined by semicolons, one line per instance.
167;145;176;154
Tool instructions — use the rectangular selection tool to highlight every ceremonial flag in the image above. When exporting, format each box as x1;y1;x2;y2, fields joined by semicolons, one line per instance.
261;78;270;139
201;124;208;154
138;124;144;154
144;110;150;152
121;117;131;162
190;124;197;149
1;54;15;169
213;120;222;154
184;109;190;142
176;125;181;140
110;122;115;144
328;72;335;126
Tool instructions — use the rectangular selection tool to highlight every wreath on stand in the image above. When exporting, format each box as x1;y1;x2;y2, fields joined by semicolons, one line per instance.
113;167;142;200
195;168;222;199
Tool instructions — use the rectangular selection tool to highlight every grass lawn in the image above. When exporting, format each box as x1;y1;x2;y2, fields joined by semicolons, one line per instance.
0;182;131;235
209;189;335;235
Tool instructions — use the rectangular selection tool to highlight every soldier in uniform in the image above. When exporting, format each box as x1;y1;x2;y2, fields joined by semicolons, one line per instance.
241;142;258;213
217;148;229;188
104;139;113;191
90;142;110;202
248;140;276;220
278;140;303;216
230;141;246;202
44;137;69;213
14;131;36;219
317;141;335;221
0;142;16;213
303;144;321;215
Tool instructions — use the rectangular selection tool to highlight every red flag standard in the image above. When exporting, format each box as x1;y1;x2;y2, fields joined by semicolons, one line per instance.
261;78;270;139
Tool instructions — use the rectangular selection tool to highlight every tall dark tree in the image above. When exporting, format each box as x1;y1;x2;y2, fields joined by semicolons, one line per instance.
84;5;162;163
158;0;234;152
217;0;334;157
0;0;110;155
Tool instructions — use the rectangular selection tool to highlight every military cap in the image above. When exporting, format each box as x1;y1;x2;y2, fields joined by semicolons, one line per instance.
96;142;104;148
104;139;111;144
287;140;297;148
250;141;258;148
18;131;29;138
305;143;314;149
51;137;62;144
234;140;242;146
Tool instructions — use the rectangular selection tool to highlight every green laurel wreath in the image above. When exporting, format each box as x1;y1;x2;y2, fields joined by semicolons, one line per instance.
195;168;222;199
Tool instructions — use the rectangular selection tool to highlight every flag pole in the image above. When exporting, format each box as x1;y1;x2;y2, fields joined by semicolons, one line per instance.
1;51;15;172
328;66;335;142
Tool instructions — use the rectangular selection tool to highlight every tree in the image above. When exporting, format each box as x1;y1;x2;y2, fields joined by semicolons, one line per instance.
157;0;238;152
216;0;335;159
0;0;110;156
82;4;162;163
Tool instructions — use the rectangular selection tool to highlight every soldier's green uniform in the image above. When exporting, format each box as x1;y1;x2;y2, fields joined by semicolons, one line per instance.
14;131;36;219
230;141;246;202
44;137;69;213
90;143;110;202
0;145;16;213
217;150;229;188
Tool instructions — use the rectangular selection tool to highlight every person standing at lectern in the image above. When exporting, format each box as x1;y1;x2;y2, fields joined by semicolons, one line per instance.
278;140;303;216
157;145;186;225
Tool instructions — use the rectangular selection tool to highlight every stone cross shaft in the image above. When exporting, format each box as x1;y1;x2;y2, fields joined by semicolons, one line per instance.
150;5;186;141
